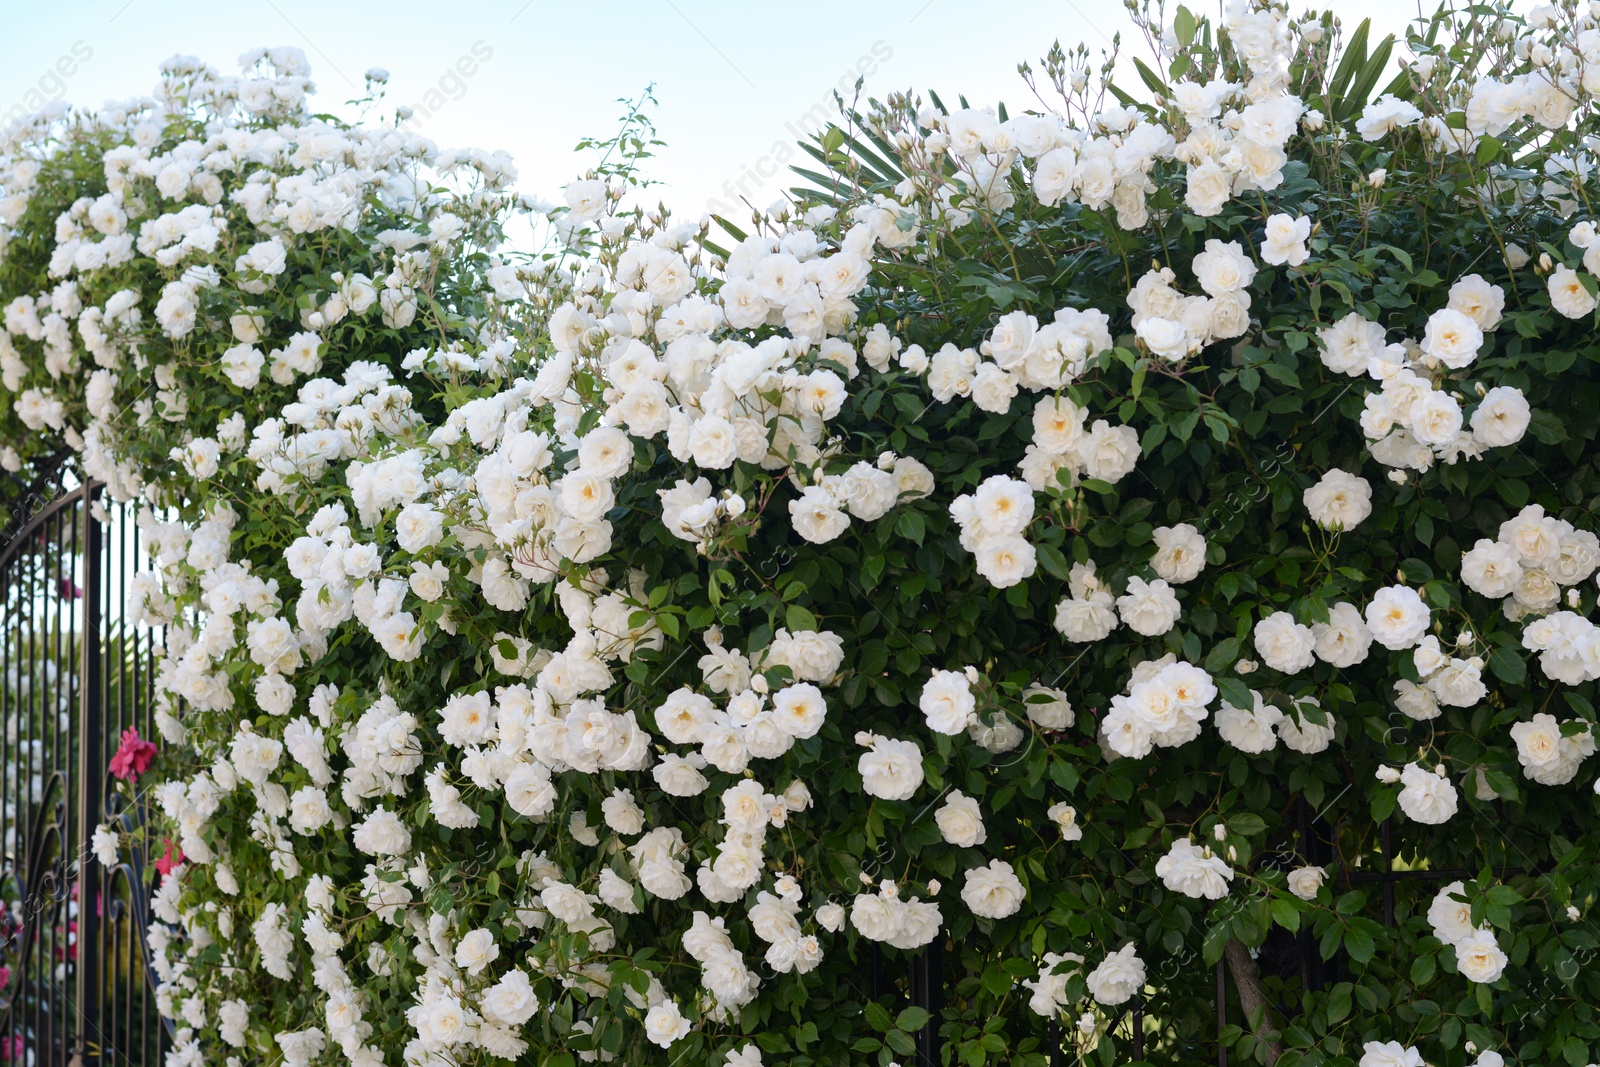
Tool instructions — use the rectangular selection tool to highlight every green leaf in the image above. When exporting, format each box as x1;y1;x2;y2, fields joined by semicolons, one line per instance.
1344;925;1375;964
885;1029;917;1056
864;1002;893;1032
1217;676;1254;711
1328;19;1371;107
1487;646;1525;685
1204;637;1242;674
1370;788;1396;823
896;1007;932;1033
1036;542;1070;580
1339;33;1395;121
895;507;927;546
1325;983;1352;1024
1132;57;1169;97
1173;5;1198;46
1269;897;1302;933
786;604;818;632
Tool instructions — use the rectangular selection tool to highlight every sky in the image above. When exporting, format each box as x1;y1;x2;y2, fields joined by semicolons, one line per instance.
0;0;1429;219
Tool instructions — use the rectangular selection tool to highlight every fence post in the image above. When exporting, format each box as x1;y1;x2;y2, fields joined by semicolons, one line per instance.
910;939;941;1067
73;484;103;1067
1216;960;1228;1067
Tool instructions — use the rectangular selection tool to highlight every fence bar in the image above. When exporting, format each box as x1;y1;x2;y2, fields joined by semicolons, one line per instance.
1380;821;1395;927
74;484;103;1067
910;940;941;1067
1216;960;1228;1067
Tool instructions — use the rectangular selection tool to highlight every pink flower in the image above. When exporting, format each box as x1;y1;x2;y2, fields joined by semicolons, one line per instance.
154;839;184;880
108;728;157;782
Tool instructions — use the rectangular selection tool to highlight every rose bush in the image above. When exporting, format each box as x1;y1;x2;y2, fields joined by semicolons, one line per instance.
3;3;1600;1066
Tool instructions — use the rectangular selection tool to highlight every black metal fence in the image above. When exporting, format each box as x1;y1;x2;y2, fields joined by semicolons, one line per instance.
0;475;166;1067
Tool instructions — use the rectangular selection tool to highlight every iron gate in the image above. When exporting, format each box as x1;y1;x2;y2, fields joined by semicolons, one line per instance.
0;475;166;1067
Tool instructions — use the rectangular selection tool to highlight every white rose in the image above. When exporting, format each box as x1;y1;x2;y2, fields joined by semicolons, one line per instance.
1397;762;1458;824
849;891;902;942
1261;213;1312;266
643;1001;692;1048
1419;307;1483;368
1191;239;1257;296
935;790;987;847
1054;594;1118;642
1509;712;1562;768
601;789;645;835
1184;159;1232;216
1278;699;1337;754
1253;611;1316;673
1116;577;1181;636
1317;313;1386;376
1303;469;1372;530
1074;420;1141;482
1312;602;1372;667
1447;273;1505;330
1455;928;1508;983
1155;838;1234;899
1216;694;1282;754
1427;881;1475;944
639;858;692;899
1150;523;1207;583
1085;944;1146;1006
974;534;1037;588
1286;865;1326;901
1470;386;1530;447
1359;1041;1426;1067
960;859;1025;919
480;969;540;1026
1393;679;1440;720
1460;539;1523;598
857;735;925;801
1046;801;1084;841
1022;684;1074;729
1136;316;1190;360
454;928;500;976
790;486;850;544
1548;265;1597;318
1408;390;1463;446
351;806;411;856
1365;585;1430;650
771;683;828;739
919;669;977;735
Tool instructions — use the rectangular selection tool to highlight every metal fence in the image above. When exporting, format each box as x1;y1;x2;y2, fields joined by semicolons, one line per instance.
0;475;166;1067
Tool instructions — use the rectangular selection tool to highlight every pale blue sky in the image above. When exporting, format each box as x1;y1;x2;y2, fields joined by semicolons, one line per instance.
2;0;1422;218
